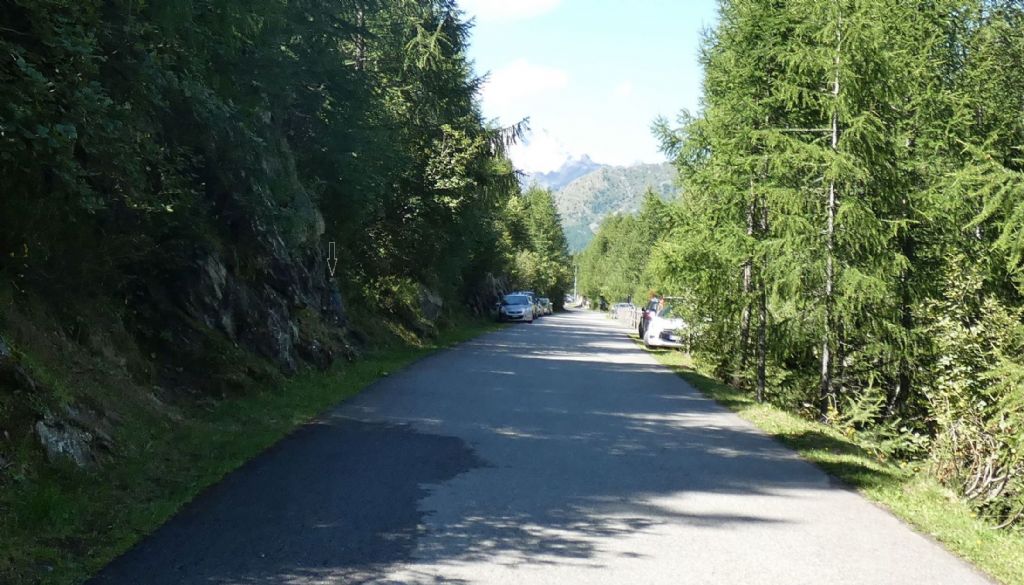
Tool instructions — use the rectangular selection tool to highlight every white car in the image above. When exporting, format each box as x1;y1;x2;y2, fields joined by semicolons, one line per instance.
644;306;686;349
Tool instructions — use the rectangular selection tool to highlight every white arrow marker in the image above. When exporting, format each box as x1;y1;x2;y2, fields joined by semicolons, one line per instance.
327;241;338;277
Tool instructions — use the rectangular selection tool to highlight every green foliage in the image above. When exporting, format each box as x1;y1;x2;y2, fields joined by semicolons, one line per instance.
0;4;574;580
577;191;669;304
505;187;573;306
582;0;1024;528
925;256;1024;528
0;0;544;308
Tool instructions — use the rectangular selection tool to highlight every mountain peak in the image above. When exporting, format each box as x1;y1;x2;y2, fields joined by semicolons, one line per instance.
522;154;605;191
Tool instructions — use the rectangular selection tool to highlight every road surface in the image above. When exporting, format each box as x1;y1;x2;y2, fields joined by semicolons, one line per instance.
91;310;991;585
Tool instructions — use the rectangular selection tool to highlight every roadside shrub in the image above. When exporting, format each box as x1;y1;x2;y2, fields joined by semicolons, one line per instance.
836;388;931;461
925;264;1024;528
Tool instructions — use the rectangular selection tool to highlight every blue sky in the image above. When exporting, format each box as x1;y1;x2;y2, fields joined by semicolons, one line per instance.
461;0;719;172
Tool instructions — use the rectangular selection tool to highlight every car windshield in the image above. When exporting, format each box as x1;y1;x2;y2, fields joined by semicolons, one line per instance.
502;295;529;305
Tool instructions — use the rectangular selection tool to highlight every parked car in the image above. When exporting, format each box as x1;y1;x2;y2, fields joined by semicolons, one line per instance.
497;293;535;323
517;290;540;318
537;297;553;315
644;304;686;349
638;298;662;338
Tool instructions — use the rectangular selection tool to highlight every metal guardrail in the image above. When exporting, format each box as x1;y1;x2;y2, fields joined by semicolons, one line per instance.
607;305;643;330
627;306;641;330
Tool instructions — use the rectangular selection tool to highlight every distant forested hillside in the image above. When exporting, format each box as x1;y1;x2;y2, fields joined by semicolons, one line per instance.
554;162;677;251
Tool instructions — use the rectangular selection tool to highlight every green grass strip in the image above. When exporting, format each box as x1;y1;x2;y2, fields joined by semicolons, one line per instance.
645;347;1024;585
1;318;500;585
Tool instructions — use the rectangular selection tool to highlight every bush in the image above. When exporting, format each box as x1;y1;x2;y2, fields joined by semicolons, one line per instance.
925;262;1024;528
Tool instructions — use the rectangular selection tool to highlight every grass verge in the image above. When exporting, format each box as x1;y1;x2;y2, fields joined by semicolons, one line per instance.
644;346;1024;585
1;316;500;585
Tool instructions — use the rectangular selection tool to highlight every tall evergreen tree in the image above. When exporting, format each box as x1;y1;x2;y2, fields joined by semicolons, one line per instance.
642;0;1024;525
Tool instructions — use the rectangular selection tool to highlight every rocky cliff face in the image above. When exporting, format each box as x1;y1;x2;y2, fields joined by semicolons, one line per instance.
132;137;356;390
1;139;397;470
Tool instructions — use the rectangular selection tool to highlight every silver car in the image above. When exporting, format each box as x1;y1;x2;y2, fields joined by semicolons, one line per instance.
498;294;535;323
538;297;553;315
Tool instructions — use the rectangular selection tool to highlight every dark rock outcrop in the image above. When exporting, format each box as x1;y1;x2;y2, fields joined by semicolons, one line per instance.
35;417;96;467
32;404;115;468
466;273;510;316
419;286;444;323
0;335;36;393
143;138;353;382
167;241;347;377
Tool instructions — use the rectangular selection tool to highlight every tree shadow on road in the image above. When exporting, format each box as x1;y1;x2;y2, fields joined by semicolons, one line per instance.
90;419;485;585
91;315;860;584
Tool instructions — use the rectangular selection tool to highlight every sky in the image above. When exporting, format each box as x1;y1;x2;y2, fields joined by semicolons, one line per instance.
461;0;719;173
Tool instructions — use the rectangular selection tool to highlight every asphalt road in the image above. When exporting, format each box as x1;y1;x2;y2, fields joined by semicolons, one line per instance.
91;310;992;585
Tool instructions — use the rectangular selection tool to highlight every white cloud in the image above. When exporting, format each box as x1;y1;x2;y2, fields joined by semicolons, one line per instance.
479;59;568;119
612;81;635;98
459;0;562;23
509;128;578;173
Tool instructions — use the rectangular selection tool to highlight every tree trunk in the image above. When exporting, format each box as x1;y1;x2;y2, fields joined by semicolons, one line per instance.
355;4;367;71
756;272;767;404
820;12;841;420
888;223;915;416
757;188;769;404
739;187;756;381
